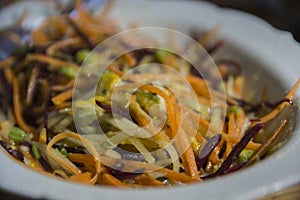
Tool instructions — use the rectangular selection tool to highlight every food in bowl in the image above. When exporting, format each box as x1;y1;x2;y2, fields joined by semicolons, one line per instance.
0;0;299;188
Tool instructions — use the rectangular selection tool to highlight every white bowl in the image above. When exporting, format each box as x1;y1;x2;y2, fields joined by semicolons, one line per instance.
0;0;299;199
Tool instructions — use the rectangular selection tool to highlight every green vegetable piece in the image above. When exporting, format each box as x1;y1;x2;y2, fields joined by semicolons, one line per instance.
227;105;239;115
98;71;120;95
59;66;78;78
155;49;170;62
212;163;221;173
32;144;41;160
268;142;284;154
76;49;90;63
8;126;26;142
59;147;68;157
238;149;254;163
134;90;160;112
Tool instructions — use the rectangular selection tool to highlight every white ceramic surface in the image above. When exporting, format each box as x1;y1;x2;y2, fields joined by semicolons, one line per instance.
0;0;299;199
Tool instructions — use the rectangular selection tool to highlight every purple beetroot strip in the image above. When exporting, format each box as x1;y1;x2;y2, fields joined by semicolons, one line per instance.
224;162;246;174
207;40;224;54
95;100;131;120
196;134;222;170
113;147;146;162
107;166;145;180
233;98;293;112
39;157;53;173
202;123;264;179
0;140;24;162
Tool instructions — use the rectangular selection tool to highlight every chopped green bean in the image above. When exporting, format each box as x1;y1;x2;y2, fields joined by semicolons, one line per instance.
8;126;26;142
32;144;41;160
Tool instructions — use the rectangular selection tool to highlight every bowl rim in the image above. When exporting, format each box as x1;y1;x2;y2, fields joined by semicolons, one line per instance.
0;0;299;199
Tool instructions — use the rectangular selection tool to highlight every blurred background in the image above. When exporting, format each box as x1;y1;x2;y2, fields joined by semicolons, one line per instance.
202;0;300;42
0;0;300;41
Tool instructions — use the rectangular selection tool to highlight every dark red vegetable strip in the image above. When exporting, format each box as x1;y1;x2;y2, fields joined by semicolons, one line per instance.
95;100;131;120
63;146;85;154
196;134;222;170
224;162;246;174
201;162;246;179
39;157;53;173
0;140;24;162
247;119;288;167
248;99;294;112
233;98;293;112
202;124;264;179
113;147;146;162
207;40;224;54
107;167;145;180
214;123;264;176
19;140;32;148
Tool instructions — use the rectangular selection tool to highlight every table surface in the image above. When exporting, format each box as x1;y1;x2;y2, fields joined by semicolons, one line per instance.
261;182;300;200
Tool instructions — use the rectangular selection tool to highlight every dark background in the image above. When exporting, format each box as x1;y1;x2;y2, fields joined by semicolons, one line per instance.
202;0;300;42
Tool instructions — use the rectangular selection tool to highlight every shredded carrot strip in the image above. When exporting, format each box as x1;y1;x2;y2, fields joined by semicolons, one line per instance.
0;56;16;70
25;53;79;70
234;108;245;138
99;156;197;183
68;172;92;184
222;134;261;150
25;66;39;105
54;102;72;110
101;172;129;188
136;174;164;186
123;53;136;66
286;78;300;99
175;129;199;179
30;29;50;45
51;79;75;92
68;153;96;166
51;89;73;105
256;78;299;124
4;67;13;85
46;132;101;184
195;133;206;144
140;84;178;139
47;37;85;56
247;120;287;166
129;97;151;127
108;64;124;76
183;105;260;150
187;75;210;98
12;76;37;135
